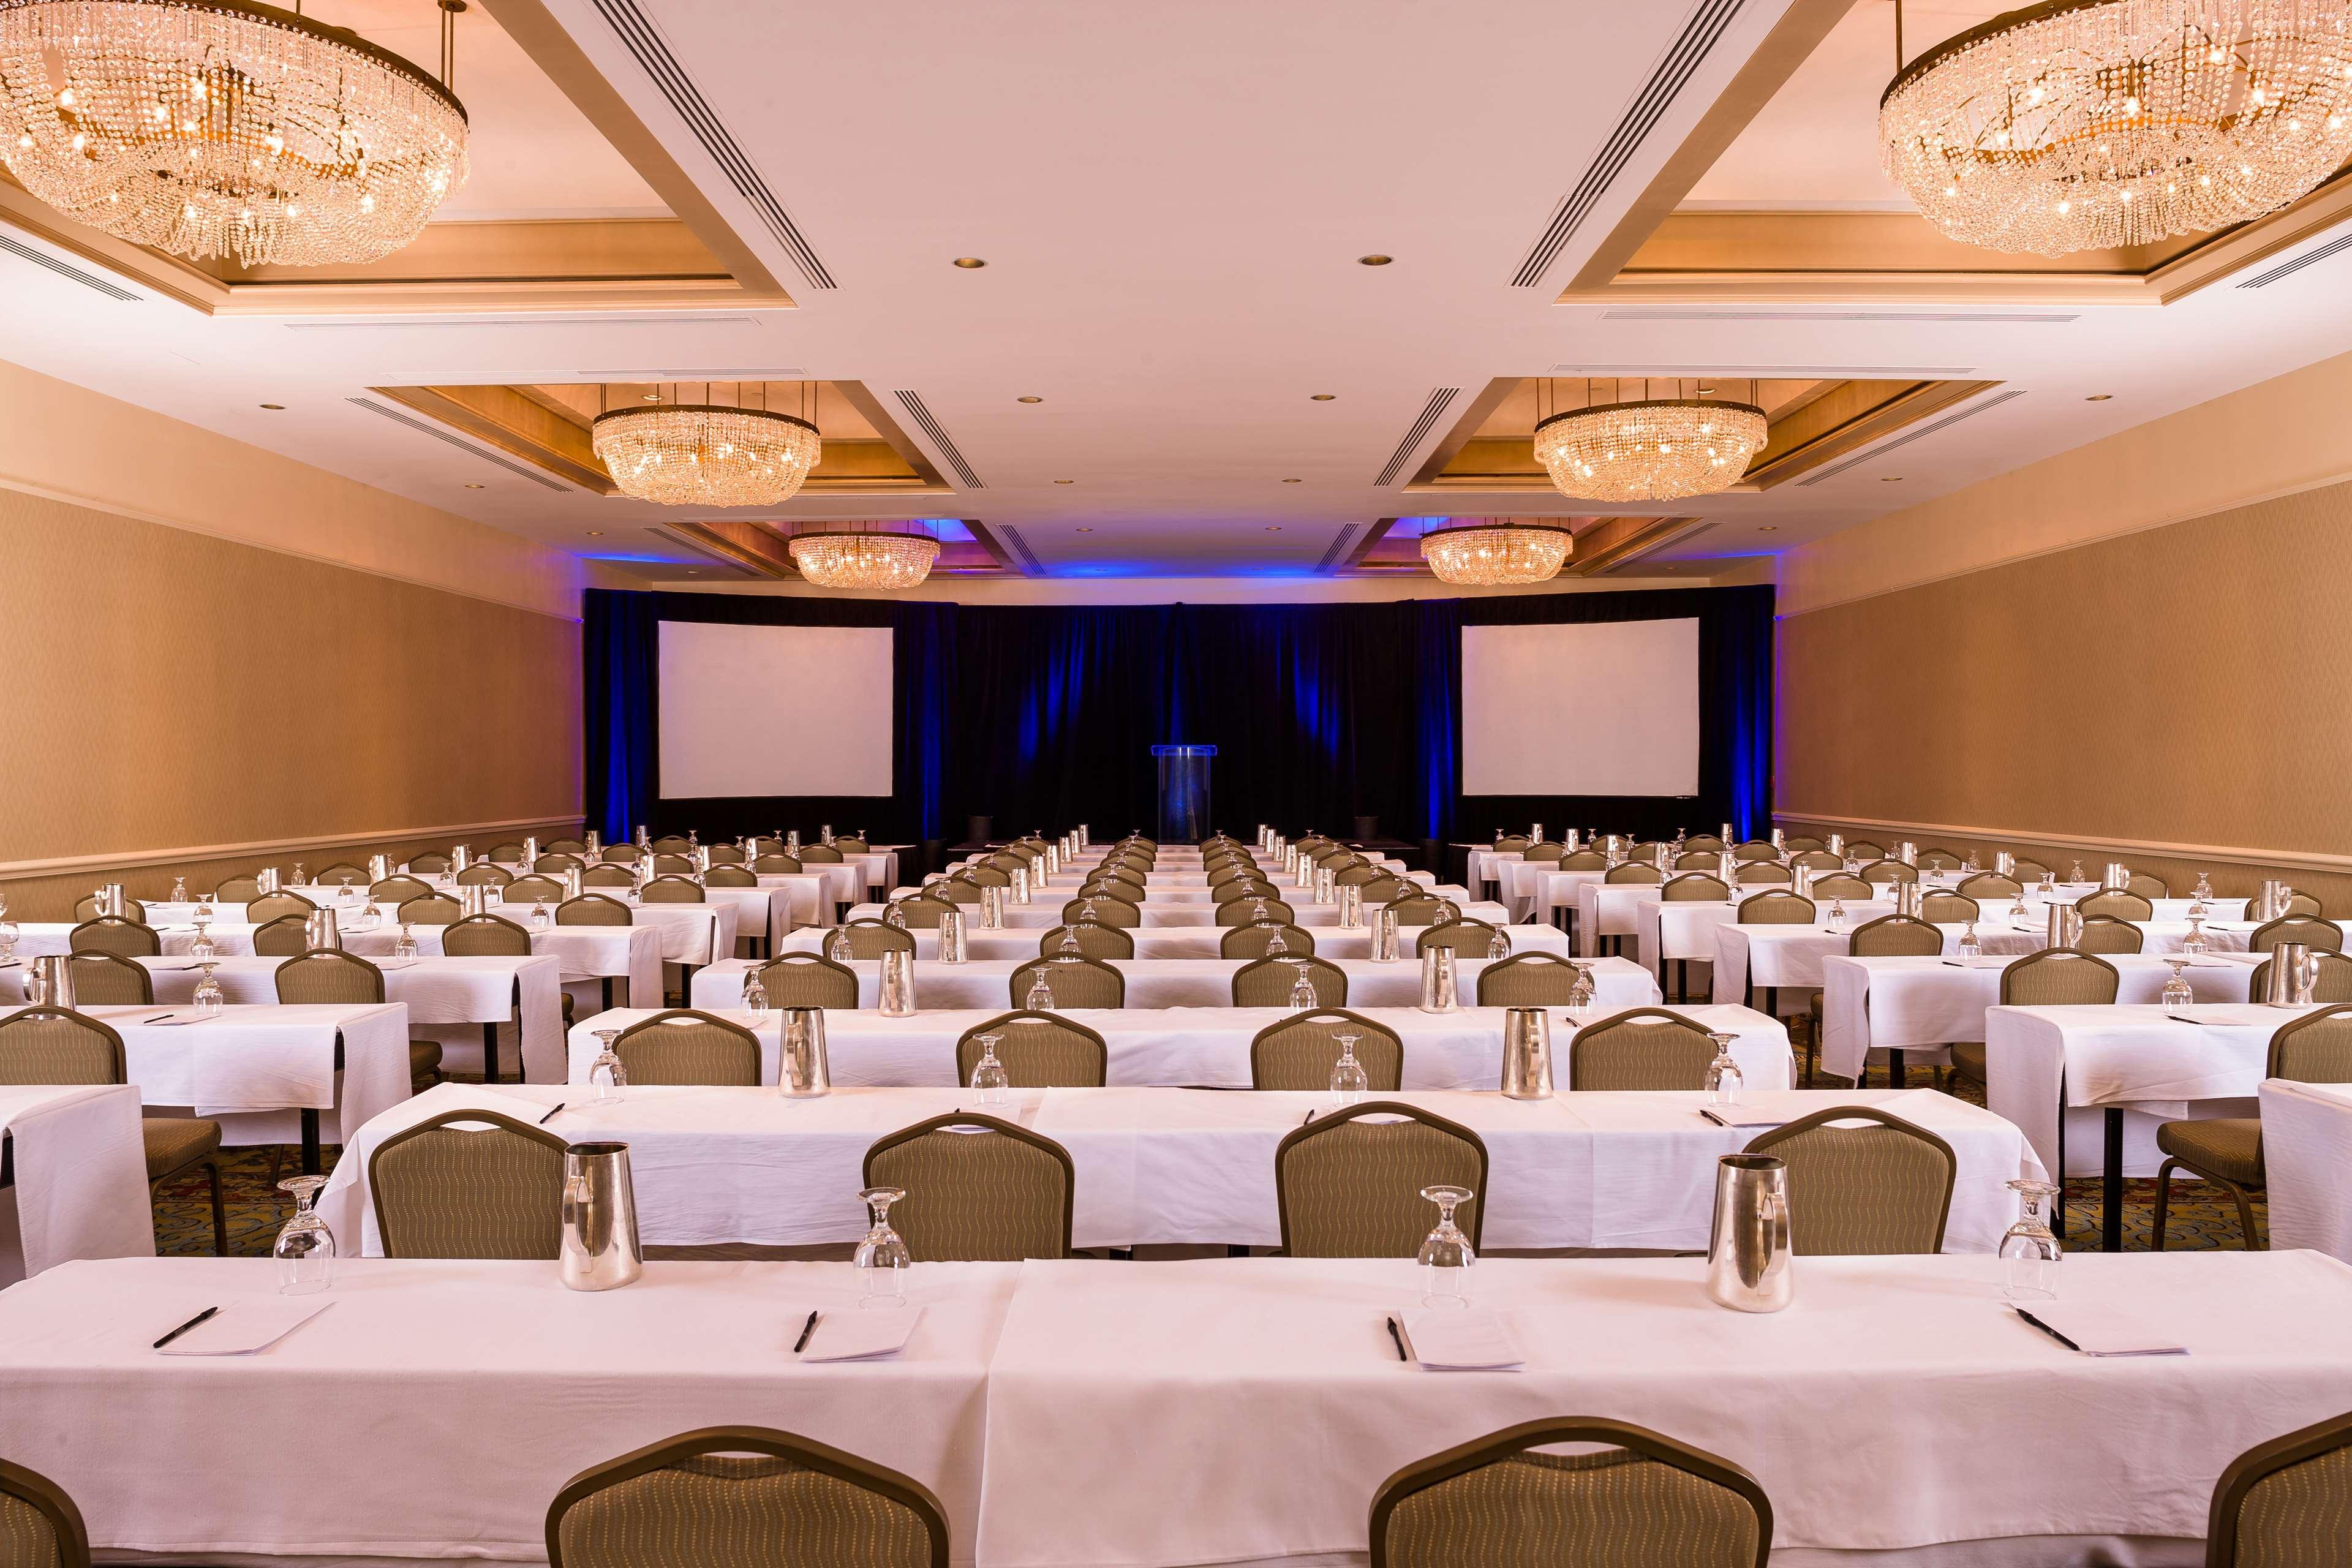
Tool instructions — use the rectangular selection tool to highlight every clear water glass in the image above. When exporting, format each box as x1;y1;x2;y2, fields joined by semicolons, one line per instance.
1264;926;1288;956
2193;870;2215;904
1417;1185;1476;1309
1287;963;1317;1009
1704;1031;1743;1106
0;918;16;960
192;963;225;1016
189;919;216;961
970;1032;1010;1106
2000;1178;2062;1300
1487;926;1511;959
828;928;853;962
273;1175;336;1294
741;970;770;1024
1825;899;1847;933
2182;915;2208;956
1563;962;1596;1025
1329;1031;1368;1105
529;901;553;933
393;922;419;960
1057;925;1082;955
589;1028;627;1102
854;1187;911;1306
2162;959;2195;1009
1956;921;1981;959
2069;861;2087;884
169;877;187;903
291;863;307;888
337;878;358;905
1025;973;1056;1011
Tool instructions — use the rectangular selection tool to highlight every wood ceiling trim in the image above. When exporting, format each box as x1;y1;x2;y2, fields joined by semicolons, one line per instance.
1743;378;2000;489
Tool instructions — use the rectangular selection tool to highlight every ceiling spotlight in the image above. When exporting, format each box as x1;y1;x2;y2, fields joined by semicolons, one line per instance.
952;257;987;269
586;530;603;537
258;402;284;409
463;482;485;489
1357;254;1392;266
1076;526;1095;532
1265;525;1282;531
1310;393;1336;401
1017;396;1044;403
1881;476;1905;483
1054;478;1076;484
1281;478;1302;483
1757;524;1776;531
2086;394;2114;401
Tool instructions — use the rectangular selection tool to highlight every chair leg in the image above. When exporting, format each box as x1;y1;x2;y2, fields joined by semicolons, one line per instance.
205;1159;228;1256
2228;1180;2264;1251
2150;1156;2179;1252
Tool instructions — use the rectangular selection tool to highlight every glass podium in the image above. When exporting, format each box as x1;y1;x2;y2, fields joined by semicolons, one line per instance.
1150;745;1216;845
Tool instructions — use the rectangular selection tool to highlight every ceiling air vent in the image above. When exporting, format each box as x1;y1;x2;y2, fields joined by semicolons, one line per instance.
1315;524;1360;572
997;524;1044;575
345;397;571;491
1375;388;1460;486
2237;233;2352;289
0;233;139;300
893;391;984;489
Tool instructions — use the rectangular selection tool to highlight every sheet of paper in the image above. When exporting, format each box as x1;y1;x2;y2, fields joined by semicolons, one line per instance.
1396;1308;1525;1371
2014;1305;2187;1357
155;1299;335;1356
798;1305;925;1362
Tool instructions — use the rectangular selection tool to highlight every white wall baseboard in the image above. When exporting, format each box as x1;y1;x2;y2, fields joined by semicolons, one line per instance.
1773;810;2352;876
1;814;584;882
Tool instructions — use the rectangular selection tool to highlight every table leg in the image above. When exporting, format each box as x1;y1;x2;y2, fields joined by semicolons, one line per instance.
301;1109;320;1175
601;977;615;1012
2103;1107;2125;1252
1888;1049;1905;1090
2055;1076;2067;1236
1675;959;1687;1003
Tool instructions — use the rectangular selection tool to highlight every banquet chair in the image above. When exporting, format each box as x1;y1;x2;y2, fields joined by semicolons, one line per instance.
1493;837;1531;855
2127;872;2169;900
371;875;434;905
1665;874;1730;900
1213;877;1281;903
835;839;870;853
650;855;694;875
987;852;1030;875
502;875;564;903
371;1109;567;1259
1476;952;1585;1006
600;844;641;862
483;842;528;864
964;864;1011;888
1246;1010;1402;1093
2248;953;2352;1003
2252;916;2345;954
276;945;387;999
214;874;265;902
557;894;633;926
0;1457;92;1568
404;854;451;878
1386;895;1444;924
753;853;802;874
1736;891;1815;925
2204;1408;2352;1568
956;1011;1108;1087
544;1426;949;1568
1850;914;1943;957
650;837;690;854
830;919;915;959
1951;951;2120;1090
70;895;145;923
2010;858;2051;881
705;866;756;888
932;878;982;905
68;917;159;957
581;864;636;888
1569;1009;1720;1091
1734;862;1792;886
545;839;587;855
1083;879;1145;906
1558;851;1607;872
252;914;311;957
1685;835;1727;853
314;863;368;888
2147;1008;2352;1253
614;1010;761;1086
247;891;318;924
1746;1107;1956;1254
1221;922;1313;959
1065;896;1142;929
1956;874;2022;901
1416;919;1502;956
1521;843;1567;865
1624;843;1666;864
893;895;958;927
704;845;744;866
2075;916;2146;954
1676;850;1725;871
1784;836;1825;853
1859;860;1918;884
1216;897;1294;927
1368;1417;1771;1568
1603;863;1662;884
753;954;858;1009
1920;892;1979;924
535;854;586;875
639;876;706;904
864;1114;1074;1261
444;913;532;957
1838;840;1881;859
399;894;465;925
67;951;153;1006
1333;863;1382;887
0;1006;225;1255
2076;890;2154;922
1915;850;1961;873
1359;876;1415;903
456;864;513;887
1811;873;1874;901
1732;841;1778;862
2272;891;2325;918
1009;956;1125;1009
1792;850;1844;872
1234;955;1347;1007
1274;1102;1485;1256
797;845;845;864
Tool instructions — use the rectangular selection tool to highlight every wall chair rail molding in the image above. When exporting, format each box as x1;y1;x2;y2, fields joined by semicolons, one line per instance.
0;816;584;884
1774;812;2352;879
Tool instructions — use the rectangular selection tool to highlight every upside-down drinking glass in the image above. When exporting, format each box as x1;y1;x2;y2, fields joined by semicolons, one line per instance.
740;968;770;1025
2182;916;2209;957
970;1032;1009;1106
1287;962;1317;1010
2162;959;2195;1010
273;1175;336;1295
1487;926;1511;959
1563;962;1596;1026
1704;1031;1743;1106
1025;972;1056;1012
1417;1185;1476;1309
188;919;217;962
589;1028;627;1103
854;1187;910;1306
393;922;420;960
168;878;188;904
1329;1031;1368;1106
192;963;225;1016
2001;1179;2062;1300
1956;921;1981;959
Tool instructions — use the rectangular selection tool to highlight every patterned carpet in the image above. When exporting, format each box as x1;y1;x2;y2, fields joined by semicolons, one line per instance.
151;1067;2268;1257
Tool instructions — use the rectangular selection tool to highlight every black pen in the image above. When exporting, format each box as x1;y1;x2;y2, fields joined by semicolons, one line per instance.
1385;1315;1410;1363
1302;1108;1317;1126
793;1310;820;1354
153;1305;219;1349
537;1102;567;1125
2167;1014;2218;1027
2013;1308;2081;1352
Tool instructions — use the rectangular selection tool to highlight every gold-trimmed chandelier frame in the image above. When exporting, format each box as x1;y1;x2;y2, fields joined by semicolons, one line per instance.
1529;377;1770;504
589;381;824;508
1418;518;1576;586
783;521;943;591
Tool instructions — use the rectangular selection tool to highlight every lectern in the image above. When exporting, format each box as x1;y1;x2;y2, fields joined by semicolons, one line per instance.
1150;744;1216;844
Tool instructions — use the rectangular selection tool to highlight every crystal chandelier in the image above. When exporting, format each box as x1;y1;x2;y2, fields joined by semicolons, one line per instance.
787;526;942;590
591;385;822;508
1531;379;1768;503
1420;520;1573;586
0;0;471;266
1880;0;2352;257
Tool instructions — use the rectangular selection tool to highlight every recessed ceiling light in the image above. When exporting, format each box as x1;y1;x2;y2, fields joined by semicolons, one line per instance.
1757;524;1776;530
258;402;284;410
2085;393;2114;401
952;257;987;269
1076;526;1095;532
463;483;485;489
1881;476;1904;483
1281;478;1302;483
1017;396;1043;403
1265;525;1281;531
586;530;603;537
1310;393;1336;401
1054;478;1076;484
1357;254;1392;266
641;391;661;402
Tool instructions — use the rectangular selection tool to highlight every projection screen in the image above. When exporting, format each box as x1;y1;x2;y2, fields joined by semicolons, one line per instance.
657;620;894;797
1461;619;1700;796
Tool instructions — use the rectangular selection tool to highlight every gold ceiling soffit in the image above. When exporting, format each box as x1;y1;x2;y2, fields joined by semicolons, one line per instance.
1343;516;1700;579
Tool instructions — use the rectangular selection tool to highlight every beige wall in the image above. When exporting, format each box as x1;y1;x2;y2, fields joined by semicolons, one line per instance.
1;491;582;919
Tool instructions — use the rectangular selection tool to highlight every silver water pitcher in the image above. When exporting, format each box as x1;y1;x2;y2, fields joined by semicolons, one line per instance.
823;825;838;846
1046;844;1060;876
368;853;391;883
1530;822;1544;844
303;908;342;951
1994;851;2016;878
2255;880;2291;921
780;1007;832;1096
1706;1154;1793;1313
1897;841;1918;866
938;908;968;963
451;844;472;873
635;825;650;847
99;883;127;917
1011;866;1031;905
981;884;1005;929
878;948;918;1017
1371;904;1401;962
1337;882;1363;929
1896;881;1923;919
524;836;541;865
2046;902;2083;950
24;954;77;1009
1498;1008;1553;1099
586;830;603;854
559;1142;643;1292
1418;946;1457;1012
462;884;495;918
1720;822;1735;841
1314;866;1335;905
1717;851;1737;881
1031;853;1049;888
1564;829;1580;851
1792;864;1812;899
2266;943;2318;1006
1079;824;1090;848
1825;832;1844;856
1654;843;1670;871
564;867;584;900
786;830;802;853
2103;862;2130;891
257;866;282;895
1295;856;1314;890
1769;827;1785;850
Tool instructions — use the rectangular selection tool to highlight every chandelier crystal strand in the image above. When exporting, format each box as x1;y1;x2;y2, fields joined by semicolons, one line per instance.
1880;0;2352;257
0;0;470;266
1531;398;1768;503
788;530;941;590
591;403;821;507
1420;522;1572;586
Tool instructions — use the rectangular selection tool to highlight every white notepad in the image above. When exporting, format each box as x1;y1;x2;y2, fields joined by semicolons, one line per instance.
154;1298;334;1356
797;1306;924;1362
1394;1308;1525;1371
2013;1305;2187;1357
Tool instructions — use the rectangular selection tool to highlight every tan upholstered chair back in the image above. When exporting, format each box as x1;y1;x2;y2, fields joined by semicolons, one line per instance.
557;895;633;925
831;919;914;958
1955;874;2021;900
2000;949;2119;1006
1275;1102;1487;1257
2252;916;2345;955
1746;1107;1956;1254
954;1011;1108;1088
1250;1009;1403;1092
455;864;513;887
2271;1006;2352;1079
252;914;311;956
1849;916;1943;957
1733;862;1792;886
1474;952;1582;1006
0;1458;92;1568
503;876;565;903
0;1008;126;1084
67;952;154;1006
1008;955;1126;1009
371;876;433;905
582;865;636;888
1604;864;1662;884
1215;897;1292;926
2251;953;2352;1006
68;918;160;957
1043;921;1136;960
1920;892;1979;925
2205;1410;2352;1568
1232;955;1346;1008
1736;892;1815;925
1569;1008;1719;1091
71;895;146;924
1064;895;1141;928
614;1010;761;1086
638;876;706;904
2075;917;2145;954
753;955;858;1009
2075;889;2153;921
1859;860;1917;884
399;894;465;926
1416;919;1501;955
369;1110;567;1259
1812;874;1875;901
444;914;533;956
862;1115;1073;1261
1664;874;1729;901
274;949;385;1005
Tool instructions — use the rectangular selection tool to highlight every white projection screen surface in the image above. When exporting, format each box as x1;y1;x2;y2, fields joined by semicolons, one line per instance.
657;621;894;797
1461;619;1700;796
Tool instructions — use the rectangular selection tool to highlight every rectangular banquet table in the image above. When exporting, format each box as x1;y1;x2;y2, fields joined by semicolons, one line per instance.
851;899;1514;930
2260;1080;2352;1264
687;952;1657;1014
0;1084;152;1285
976;1251;2352;1568
290;892;741;969
773;923;1571;963
569;1003;1793;1093
0;1256;1008;1566
318;1082;2034;1256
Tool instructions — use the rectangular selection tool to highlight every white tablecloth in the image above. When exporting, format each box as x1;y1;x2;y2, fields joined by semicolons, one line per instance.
1510;864;1602;922
0;1085;151;1284
1985;1003;2319;1178
776;924;1572;964
570;1003;1793;1093
320;1082;2032;1256
2261;1080;2352;1263
0;1256;1007;1563
1819;953;2261;1083
688;953;1659;1014
853;899;1514;930
976;1251;2352;1568
85;1001;412;1149
756;870;854;927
